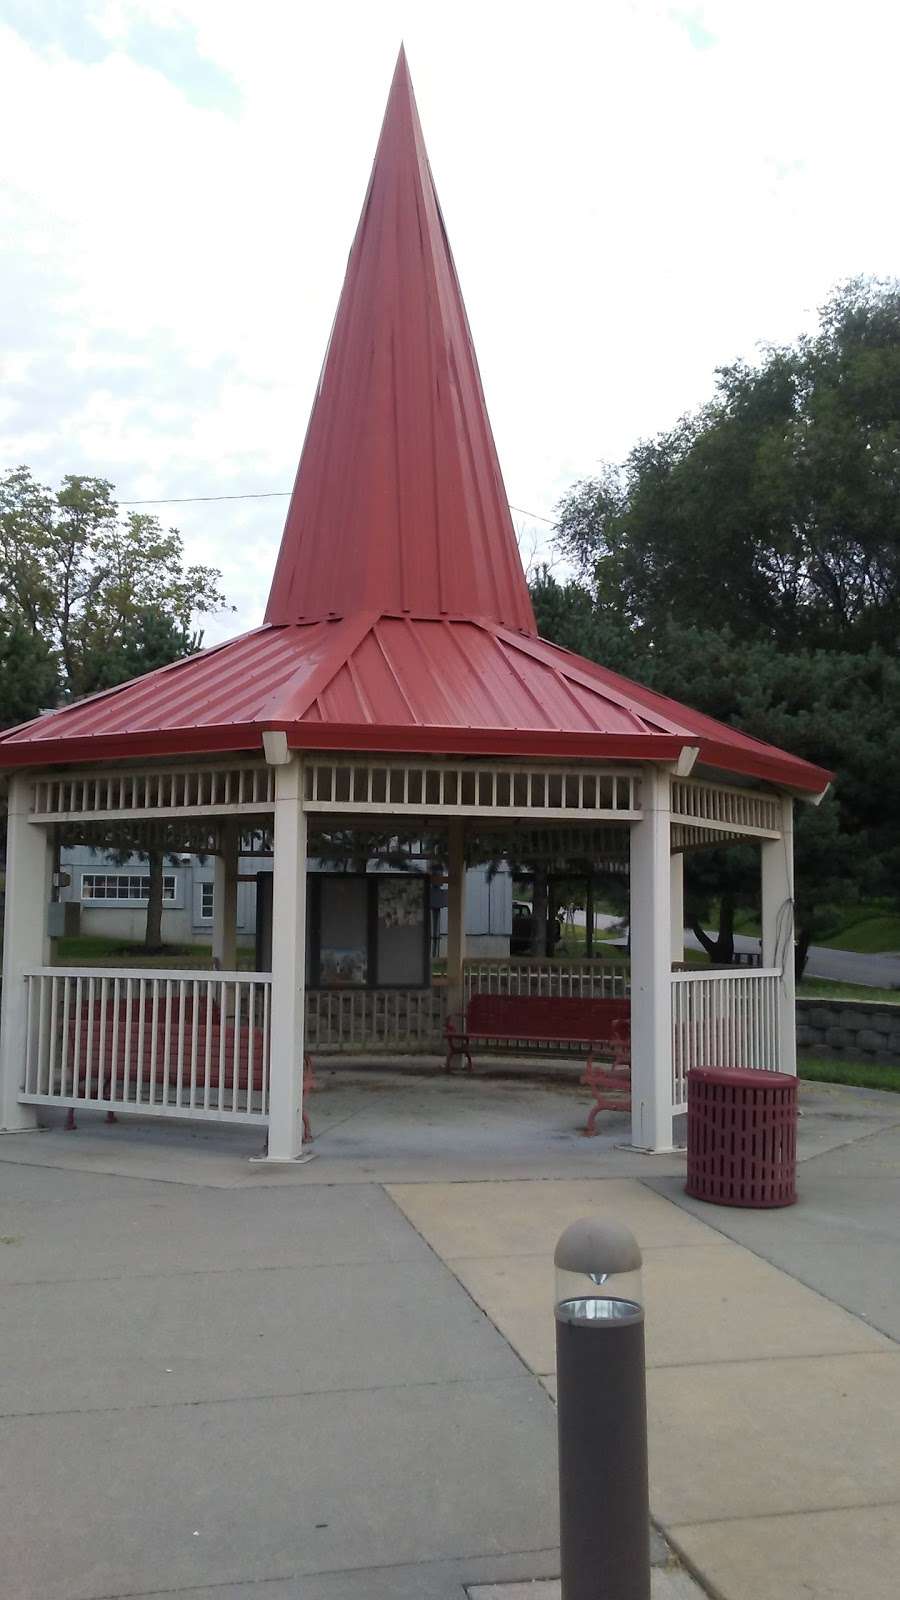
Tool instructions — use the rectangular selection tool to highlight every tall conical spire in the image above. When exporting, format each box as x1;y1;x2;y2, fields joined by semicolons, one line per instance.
265;47;536;633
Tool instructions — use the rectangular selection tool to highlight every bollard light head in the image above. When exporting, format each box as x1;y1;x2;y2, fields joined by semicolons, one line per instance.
554;1217;643;1311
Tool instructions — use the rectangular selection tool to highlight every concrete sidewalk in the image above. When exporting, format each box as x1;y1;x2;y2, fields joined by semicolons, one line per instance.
1;1070;898;1599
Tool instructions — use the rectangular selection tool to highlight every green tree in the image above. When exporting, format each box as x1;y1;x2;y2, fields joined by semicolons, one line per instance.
541;278;900;967
554;278;900;651
0;468;231;700
1;467;233;946
0;612;58;730
532;569;892;966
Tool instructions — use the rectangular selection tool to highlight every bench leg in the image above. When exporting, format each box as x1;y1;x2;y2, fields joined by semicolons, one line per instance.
583;1053;599;1136
445;1042;473;1074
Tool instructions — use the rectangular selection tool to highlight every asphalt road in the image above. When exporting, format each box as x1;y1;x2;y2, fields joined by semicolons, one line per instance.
569;910;900;990
683;930;900;990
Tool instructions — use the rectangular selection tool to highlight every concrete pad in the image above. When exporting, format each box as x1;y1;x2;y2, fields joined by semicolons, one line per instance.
642;1242;892;1366
0;1178;429;1284
129;1548;561;1599
446;1242;890;1378
468;1569;706;1599
0;1377;558;1600
449;1255;557;1374
2;1073;688;1187
650;1118;900;1342
0;1255;524;1417
648;1351;900;1525
795;1081;900;1161
672;1503;900;1600
388;1177;718;1260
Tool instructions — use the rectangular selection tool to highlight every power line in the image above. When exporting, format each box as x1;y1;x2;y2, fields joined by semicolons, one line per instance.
119;490;292;506
509;504;555;526
118;488;556;525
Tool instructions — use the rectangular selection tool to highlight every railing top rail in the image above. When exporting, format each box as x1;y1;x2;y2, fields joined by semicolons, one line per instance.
463;955;628;967
670;966;781;982
25;966;273;983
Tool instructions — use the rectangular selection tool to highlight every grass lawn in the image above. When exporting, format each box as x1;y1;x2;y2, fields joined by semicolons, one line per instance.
815;912;900;954
54;936;258;970
712;899;900;954
799;1055;900;1093
797;976;900;1003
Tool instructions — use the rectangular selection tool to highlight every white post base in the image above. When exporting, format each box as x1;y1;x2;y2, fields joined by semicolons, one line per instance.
249;1149;317;1167
615;1140;686;1156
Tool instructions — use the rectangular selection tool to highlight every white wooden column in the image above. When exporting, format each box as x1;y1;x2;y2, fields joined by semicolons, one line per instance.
446;820;466;1019
670;851;684;965
761;794;796;1076
212;819;239;972
629;766;674;1151
0;774;53;1132
266;756;309;1160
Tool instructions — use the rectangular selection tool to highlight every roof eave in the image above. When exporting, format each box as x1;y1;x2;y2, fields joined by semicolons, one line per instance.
0;722;832;795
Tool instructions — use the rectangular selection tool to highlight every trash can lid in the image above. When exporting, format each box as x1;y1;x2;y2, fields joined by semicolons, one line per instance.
687;1066;798;1089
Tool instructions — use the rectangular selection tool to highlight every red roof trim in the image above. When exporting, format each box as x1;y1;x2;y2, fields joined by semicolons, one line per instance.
0;717;829;789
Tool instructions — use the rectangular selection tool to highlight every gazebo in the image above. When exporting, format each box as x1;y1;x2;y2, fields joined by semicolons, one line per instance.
0;50;830;1160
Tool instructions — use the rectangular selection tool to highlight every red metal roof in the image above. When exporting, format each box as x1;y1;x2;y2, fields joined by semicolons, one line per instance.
265;47;535;635
0;613;831;790
0;49;831;796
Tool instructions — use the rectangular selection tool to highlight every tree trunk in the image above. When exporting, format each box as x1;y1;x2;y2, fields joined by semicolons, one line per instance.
795;925;811;982
144;849;165;950
530;867;548;957
690;891;736;964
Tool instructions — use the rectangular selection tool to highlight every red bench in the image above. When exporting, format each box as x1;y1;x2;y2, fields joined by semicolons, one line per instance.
63;1009;316;1140
445;993;631;1134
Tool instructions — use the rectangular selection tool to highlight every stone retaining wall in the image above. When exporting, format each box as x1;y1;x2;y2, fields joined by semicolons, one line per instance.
797;997;900;1064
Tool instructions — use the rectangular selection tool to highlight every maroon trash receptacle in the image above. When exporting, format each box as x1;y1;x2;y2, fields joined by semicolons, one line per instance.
686;1066;797;1208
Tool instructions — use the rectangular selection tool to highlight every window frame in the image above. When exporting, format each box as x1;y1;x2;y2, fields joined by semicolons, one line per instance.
80;871;178;906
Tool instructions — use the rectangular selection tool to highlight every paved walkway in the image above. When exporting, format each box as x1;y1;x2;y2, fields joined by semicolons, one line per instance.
1;1068;899;1599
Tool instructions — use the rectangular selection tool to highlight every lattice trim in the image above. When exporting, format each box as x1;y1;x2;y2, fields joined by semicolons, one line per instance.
304;760;641;819
671;778;781;840
31;763;275;822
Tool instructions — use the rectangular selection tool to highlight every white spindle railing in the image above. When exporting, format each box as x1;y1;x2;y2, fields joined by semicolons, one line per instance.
464;956;630;1001
670;967;783;1111
22;969;271;1123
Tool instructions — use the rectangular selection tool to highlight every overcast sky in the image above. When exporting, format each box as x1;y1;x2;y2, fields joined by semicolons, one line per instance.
2;0;898;643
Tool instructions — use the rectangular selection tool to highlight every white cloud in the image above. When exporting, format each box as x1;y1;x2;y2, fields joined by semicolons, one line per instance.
1;0;898;640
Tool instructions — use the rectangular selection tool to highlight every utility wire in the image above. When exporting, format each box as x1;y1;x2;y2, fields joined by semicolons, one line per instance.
118;488;556;525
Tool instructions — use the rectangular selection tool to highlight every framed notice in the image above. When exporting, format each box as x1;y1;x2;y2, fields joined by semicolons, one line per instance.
308;872;430;988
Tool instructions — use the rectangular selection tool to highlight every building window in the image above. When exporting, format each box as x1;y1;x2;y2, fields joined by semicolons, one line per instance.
81;873;177;904
200;882;215;921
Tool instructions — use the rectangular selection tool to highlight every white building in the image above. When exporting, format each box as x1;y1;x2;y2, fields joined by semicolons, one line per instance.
57;845;512;956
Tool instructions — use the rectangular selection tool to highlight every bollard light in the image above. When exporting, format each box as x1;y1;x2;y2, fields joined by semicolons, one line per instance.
554;1218;650;1600
554;1216;643;1313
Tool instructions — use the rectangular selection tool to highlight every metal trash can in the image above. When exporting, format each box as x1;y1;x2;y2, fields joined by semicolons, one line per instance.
686;1066;798;1208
